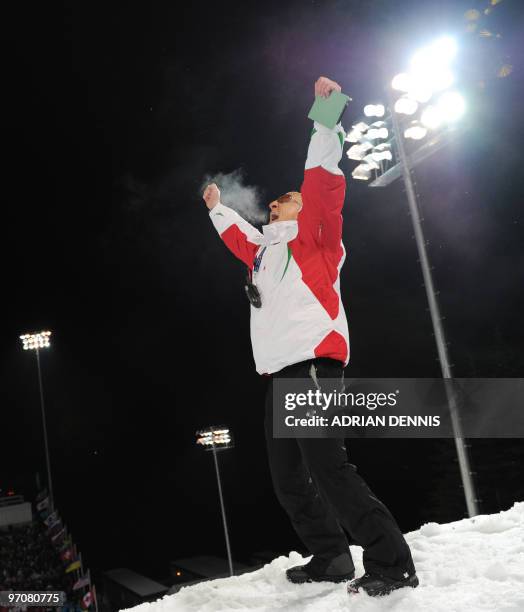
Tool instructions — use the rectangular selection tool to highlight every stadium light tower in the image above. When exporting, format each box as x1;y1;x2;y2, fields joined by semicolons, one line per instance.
346;36;479;518
20;331;54;512
195;426;234;576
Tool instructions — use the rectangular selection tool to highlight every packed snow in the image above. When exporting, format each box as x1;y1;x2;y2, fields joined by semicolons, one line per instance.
124;502;524;612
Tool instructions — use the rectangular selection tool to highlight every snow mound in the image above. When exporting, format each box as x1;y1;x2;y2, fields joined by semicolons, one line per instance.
124;502;524;612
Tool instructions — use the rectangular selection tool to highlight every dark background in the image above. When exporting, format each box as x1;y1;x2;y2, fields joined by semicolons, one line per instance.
2;0;523;580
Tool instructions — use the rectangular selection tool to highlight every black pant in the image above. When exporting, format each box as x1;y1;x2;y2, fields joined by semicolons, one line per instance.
264;357;416;580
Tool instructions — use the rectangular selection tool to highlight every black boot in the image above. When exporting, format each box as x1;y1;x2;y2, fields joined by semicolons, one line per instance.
347;572;419;597
286;553;355;584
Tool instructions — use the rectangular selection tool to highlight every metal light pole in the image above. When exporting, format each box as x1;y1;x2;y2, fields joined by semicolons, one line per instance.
346;36;479;517
389;99;479;517
20;331;54;512
196;427;234;576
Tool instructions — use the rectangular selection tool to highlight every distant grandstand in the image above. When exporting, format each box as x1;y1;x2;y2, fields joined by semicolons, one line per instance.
0;520;75;593
0;491;97;612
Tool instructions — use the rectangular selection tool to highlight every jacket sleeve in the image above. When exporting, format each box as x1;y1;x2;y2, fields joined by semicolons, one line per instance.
298;121;346;252
209;202;263;267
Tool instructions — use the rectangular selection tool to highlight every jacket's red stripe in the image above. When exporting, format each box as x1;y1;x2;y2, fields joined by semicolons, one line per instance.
290;165;345;320
220;224;259;267
314;330;348;363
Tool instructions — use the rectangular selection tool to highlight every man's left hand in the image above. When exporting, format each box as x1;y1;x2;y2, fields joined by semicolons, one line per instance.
315;76;342;99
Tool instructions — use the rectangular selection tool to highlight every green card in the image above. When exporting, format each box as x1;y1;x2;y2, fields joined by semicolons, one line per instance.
308;90;352;129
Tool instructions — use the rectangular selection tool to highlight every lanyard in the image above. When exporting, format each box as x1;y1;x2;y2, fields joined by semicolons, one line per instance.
253;246;267;274
245;247;265;308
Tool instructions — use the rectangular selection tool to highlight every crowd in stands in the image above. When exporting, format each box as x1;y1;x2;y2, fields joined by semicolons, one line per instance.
0;521;75;599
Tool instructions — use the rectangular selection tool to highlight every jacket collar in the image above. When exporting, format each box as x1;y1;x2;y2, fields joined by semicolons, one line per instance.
261;220;298;245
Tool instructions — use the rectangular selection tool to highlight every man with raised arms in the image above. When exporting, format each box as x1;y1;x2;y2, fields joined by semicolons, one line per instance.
202;76;418;597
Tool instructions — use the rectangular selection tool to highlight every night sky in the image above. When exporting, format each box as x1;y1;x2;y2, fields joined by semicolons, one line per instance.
3;0;524;582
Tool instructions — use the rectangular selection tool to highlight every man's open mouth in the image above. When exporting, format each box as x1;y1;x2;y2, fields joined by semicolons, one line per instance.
271;213;279;221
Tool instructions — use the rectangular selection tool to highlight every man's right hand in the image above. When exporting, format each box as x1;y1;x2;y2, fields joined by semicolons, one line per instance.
203;183;220;210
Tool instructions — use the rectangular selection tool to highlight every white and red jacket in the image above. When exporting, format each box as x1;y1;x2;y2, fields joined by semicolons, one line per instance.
210;120;349;375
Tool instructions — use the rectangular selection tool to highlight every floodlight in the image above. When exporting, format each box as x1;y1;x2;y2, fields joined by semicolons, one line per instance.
371;143;393;162
345;128;363;143
421;105;444;129
432;36;458;63
405;69;454;102
363;104;385;118
362;155;380;170
391;73;412;92
351;165;371;181
428;69;454;92
20;331;52;351
346;122;370;143
436;91;466;122
371;150;393;162
410;36;457;73
347;144;366;161
196;426;234;451
352;121;369;133
404;122;427;140
394;96;418;115
408;81;433;104
393;36;457;106
346;141;373;160
367;127;389;140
